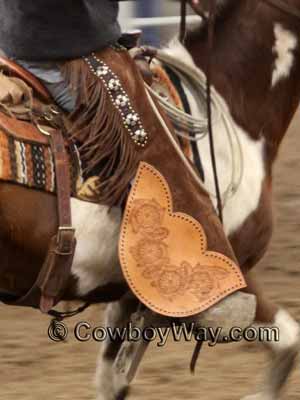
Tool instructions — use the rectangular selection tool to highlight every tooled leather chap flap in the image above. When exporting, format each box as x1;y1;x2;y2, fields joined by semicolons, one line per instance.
120;162;245;317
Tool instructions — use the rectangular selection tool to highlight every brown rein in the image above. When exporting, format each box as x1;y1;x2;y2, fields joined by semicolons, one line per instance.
179;0;224;226
179;0;223;373
179;0;187;44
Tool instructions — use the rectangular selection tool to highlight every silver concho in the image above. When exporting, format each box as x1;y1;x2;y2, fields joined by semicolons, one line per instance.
96;65;109;76
108;78;121;91
126;113;139;127
84;53;149;146
115;94;129;107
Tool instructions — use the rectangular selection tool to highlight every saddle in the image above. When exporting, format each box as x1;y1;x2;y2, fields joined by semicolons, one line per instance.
0;56;77;312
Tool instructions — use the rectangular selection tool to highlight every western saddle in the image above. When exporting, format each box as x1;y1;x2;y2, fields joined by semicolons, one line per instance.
0;56;76;313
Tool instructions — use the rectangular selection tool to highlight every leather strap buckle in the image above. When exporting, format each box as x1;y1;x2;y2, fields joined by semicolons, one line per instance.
36;122;51;136
56;226;76;256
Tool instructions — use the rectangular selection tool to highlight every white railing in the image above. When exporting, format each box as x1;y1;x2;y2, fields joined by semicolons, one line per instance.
124;15;201;28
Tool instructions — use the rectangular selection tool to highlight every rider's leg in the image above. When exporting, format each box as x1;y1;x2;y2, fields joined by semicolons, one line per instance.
18;54;256;330
16;60;76;112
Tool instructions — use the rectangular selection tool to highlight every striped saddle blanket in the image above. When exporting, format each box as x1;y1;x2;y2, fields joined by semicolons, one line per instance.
0;111;82;196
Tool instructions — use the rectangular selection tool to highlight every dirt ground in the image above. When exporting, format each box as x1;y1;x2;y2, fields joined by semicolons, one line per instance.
1;111;300;400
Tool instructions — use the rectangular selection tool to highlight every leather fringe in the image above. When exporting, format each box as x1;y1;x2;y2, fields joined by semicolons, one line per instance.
61;59;139;207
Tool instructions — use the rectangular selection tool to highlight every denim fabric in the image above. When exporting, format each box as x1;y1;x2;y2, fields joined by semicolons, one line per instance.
17;60;76;113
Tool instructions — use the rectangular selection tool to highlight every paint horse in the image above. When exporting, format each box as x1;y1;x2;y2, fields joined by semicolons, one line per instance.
96;1;300;399
0;31;254;400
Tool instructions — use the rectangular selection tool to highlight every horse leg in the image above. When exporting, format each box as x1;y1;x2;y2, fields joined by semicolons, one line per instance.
95;294;138;400
241;271;300;400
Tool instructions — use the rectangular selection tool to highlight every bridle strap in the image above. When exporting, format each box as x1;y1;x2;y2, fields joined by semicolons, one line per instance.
179;1;223;223
263;0;300;21
205;0;223;224
190;4;223;371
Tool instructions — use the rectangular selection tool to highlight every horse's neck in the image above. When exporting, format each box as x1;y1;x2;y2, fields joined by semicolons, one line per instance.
162;39;265;236
185;6;300;165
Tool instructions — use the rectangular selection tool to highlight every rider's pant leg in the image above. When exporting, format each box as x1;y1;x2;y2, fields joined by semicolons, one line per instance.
16;60;76;112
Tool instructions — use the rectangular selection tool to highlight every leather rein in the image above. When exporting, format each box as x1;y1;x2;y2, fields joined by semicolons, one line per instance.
180;0;223;226
179;0;222;372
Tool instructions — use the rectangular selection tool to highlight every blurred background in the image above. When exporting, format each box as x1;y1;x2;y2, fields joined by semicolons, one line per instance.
119;0;196;46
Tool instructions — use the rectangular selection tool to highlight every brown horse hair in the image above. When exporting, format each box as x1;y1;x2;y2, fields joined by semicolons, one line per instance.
187;0;259;40
61;59;139;207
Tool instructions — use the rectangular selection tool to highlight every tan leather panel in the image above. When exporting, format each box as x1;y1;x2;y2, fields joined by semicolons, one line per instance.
0;56;52;103
0;73;26;105
0;132;11;179
0;112;49;145
119;162;246;317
